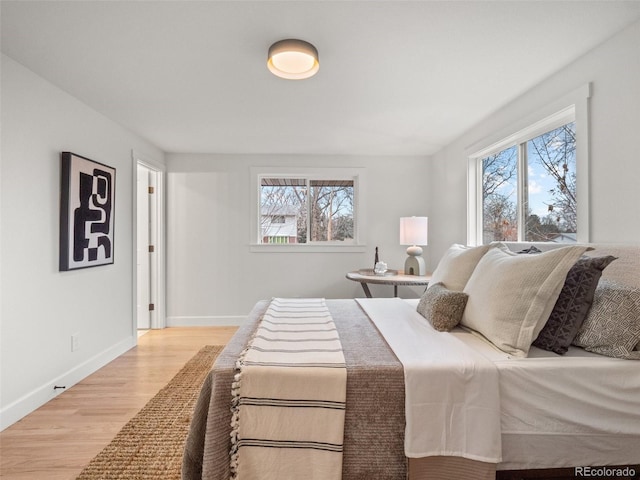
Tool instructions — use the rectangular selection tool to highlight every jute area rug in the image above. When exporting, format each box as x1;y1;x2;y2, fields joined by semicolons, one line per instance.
77;345;223;480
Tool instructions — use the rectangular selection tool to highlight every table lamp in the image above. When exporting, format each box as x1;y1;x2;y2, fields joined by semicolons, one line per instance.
400;217;428;276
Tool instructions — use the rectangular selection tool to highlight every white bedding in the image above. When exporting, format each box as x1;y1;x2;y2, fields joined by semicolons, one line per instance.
405;298;640;469
357;298;502;463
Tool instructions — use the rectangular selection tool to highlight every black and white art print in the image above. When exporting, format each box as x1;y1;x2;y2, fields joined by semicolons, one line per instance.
60;152;116;271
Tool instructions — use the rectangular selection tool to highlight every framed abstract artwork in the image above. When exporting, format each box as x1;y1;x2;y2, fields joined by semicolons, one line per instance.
60;152;116;271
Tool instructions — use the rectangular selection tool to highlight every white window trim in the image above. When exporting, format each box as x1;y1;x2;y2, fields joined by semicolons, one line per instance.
466;83;591;246
250;166;367;253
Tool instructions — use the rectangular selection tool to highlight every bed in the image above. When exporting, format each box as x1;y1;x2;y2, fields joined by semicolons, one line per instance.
183;243;640;480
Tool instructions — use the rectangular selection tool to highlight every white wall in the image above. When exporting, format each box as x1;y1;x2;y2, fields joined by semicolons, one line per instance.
0;54;165;429
426;19;640;267
8;16;638;428
165;154;429;323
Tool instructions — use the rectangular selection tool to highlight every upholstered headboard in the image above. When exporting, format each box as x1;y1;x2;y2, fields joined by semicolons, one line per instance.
502;242;639;289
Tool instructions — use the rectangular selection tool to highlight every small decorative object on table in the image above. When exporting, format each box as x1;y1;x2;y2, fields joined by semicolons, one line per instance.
374;261;388;275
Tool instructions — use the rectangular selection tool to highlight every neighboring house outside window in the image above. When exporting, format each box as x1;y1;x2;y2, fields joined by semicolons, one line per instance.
251;167;366;252
261;206;298;244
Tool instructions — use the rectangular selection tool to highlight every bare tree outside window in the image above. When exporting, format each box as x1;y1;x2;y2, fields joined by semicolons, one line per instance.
526;123;576;241
260;178;354;244
482;146;518;243
309;181;354;242
481;122;577;243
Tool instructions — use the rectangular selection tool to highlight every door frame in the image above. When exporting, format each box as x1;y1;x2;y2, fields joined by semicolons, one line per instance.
132;150;166;332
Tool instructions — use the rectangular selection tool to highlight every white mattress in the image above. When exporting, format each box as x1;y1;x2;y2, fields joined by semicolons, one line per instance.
405;299;640;469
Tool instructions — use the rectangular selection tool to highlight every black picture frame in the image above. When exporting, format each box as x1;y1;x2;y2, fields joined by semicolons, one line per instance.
60;152;116;271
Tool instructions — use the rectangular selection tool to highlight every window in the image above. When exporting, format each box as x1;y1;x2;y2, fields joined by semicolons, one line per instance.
481;122;576;243
468;84;591;245
260;177;355;244
251;167;365;252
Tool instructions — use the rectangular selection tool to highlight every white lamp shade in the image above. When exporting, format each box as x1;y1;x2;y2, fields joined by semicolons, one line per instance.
268;39;319;80
400;217;428;246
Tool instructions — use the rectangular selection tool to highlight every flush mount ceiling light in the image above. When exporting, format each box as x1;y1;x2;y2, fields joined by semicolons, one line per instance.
267;39;319;80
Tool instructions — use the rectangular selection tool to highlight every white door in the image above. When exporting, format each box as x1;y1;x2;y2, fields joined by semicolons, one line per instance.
137;164;151;329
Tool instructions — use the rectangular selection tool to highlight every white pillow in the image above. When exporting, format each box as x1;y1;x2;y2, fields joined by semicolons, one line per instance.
428;244;493;292
461;244;589;357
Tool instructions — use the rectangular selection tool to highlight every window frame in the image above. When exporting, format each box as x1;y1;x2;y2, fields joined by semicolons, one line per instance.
466;84;591;246
250;166;367;253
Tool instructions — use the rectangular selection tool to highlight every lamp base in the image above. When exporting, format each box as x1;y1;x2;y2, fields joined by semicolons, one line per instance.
404;251;426;276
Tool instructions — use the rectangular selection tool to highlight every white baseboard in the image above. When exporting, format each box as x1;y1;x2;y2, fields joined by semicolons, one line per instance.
166;315;247;327
0;336;136;431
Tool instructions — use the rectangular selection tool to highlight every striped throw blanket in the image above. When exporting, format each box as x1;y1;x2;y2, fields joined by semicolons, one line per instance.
230;298;347;480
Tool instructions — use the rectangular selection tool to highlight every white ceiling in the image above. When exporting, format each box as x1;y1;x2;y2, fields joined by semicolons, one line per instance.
3;1;640;156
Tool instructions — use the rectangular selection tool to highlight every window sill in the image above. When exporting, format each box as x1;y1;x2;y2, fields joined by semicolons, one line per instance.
250;243;367;253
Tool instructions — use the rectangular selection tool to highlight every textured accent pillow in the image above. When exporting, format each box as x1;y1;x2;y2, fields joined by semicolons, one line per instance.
416;282;468;332
428;244;493;292
533;255;617;354
572;279;640;359
461;244;589;357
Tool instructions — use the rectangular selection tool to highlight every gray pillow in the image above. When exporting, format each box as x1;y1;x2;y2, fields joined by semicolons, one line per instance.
416;282;468;332
573;279;640;359
533;255;617;355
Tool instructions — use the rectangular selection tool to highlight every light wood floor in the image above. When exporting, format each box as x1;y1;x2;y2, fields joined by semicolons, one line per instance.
0;326;237;480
